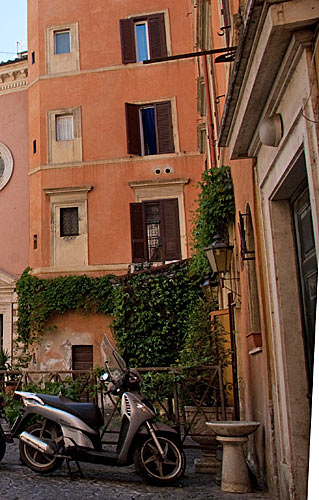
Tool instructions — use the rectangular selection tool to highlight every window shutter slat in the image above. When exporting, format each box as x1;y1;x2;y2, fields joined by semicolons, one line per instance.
72;345;93;371
148;14;167;59
125;103;142;155
120;19;136;64
130;203;147;262
155;101;175;154
161;199;181;260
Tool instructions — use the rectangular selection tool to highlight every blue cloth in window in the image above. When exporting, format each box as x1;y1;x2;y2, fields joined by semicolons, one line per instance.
135;24;149;62
141;107;157;155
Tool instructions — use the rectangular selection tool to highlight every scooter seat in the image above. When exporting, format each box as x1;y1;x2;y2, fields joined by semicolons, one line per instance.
36;393;104;429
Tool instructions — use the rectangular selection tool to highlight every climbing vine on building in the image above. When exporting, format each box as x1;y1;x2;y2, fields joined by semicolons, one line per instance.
16;261;202;367
190;165;235;276
16;269;115;355
15;167;235;367
112;261;202;367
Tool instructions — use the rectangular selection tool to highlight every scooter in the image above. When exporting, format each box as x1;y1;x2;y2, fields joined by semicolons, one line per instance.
13;344;185;485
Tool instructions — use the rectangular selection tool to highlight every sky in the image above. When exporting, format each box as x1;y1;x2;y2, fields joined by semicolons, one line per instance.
0;1;27;63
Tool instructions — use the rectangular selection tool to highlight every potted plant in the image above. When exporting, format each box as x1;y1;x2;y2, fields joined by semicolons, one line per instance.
0;350;18;393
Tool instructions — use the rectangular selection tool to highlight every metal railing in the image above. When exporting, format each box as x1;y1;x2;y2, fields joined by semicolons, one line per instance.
0;364;232;446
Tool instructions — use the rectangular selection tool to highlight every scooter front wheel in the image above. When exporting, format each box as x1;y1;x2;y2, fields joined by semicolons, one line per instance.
134;434;185;485
19;421;64;474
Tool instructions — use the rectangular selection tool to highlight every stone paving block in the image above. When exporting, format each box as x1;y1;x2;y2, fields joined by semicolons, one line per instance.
0;439;273;499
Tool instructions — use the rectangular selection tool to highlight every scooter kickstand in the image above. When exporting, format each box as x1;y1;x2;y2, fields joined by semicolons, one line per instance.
66;458;85;480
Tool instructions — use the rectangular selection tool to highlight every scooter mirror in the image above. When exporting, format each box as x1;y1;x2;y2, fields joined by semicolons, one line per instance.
100;372;109;383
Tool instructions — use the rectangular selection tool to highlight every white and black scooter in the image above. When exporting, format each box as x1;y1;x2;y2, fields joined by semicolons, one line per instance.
13;345;185;485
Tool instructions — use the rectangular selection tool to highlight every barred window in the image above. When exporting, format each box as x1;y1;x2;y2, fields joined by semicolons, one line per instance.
130;199;181;263
60;207;79;237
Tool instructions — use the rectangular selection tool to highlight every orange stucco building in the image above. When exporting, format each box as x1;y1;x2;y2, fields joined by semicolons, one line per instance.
196;1;318;498
27;0;204;278
0;1;204;370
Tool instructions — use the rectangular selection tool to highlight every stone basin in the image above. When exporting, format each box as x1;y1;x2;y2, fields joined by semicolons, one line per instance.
206;420;260;437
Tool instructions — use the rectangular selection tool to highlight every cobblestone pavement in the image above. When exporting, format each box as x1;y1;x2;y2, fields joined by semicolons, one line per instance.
0;440;272;500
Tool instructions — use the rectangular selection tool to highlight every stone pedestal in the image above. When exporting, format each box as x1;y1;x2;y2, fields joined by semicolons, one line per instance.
217;436;251;493
206;420;260;493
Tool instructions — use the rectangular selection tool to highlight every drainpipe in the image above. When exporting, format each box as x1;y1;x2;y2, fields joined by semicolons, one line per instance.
203;54;217;168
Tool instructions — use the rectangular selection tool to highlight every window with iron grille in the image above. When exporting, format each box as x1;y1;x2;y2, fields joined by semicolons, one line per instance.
130;198;181;263
60;207;79;237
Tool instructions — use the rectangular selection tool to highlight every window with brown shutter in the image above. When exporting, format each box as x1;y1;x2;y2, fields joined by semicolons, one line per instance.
120;13;167;64
130;203;147;262
130;199;181;263
221;0;231;47
72;345;93;371
125;101;175;156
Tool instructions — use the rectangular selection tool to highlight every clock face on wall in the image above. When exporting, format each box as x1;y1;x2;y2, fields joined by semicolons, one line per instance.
0;143;13;190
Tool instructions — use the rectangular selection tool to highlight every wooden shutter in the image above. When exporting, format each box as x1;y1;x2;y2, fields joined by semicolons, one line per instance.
161;199;181;260
148;13;167;59
72;345;93;371
221;0;231;47
125;103;142;155
120;19;136;64
155;101;175;154
130;203;147;262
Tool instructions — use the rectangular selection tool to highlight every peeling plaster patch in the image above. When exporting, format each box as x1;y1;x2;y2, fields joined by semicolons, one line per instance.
39;358;68;371
43;341;54;355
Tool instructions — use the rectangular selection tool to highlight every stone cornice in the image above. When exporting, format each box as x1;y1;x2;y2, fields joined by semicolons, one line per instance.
0;59;28;94
128;178;190;188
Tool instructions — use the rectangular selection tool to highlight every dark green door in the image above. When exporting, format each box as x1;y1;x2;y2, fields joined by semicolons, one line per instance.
292;187;317;391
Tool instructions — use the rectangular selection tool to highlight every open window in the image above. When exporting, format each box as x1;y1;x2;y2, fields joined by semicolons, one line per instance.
125;101;175;156
130;198;181;263
120;13;167;64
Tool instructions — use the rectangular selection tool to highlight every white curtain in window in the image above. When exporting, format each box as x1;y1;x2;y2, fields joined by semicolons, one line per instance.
56;115;74;141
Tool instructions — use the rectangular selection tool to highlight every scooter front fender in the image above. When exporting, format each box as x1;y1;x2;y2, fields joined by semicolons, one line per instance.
141;421;180;439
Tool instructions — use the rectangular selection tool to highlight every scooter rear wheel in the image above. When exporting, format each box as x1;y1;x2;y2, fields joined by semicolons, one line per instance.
19;421;64;474
134;434;185;485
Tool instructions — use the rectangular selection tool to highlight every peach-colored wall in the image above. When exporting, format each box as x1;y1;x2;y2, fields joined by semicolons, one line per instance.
0;88;29;276
29;0;195;78
28;0;204;273
33;311;113;371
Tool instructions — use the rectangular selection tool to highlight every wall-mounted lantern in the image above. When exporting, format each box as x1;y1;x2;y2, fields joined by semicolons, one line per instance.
204;234;233;274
